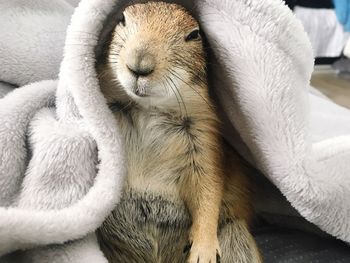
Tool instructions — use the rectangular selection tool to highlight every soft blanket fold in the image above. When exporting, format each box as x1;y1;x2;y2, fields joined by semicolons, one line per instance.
1;0;350;262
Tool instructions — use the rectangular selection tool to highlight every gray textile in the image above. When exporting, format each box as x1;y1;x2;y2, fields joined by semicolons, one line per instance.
1;0;350;262
0;82;16;98
0;0;74;87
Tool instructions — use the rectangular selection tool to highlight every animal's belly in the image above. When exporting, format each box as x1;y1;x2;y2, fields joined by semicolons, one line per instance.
99;191;192;263
123;146;186;199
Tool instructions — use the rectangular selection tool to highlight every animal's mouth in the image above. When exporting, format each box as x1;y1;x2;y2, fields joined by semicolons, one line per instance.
131;77;150;98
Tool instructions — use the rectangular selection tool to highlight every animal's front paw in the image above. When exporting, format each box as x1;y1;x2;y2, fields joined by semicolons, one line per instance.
184;239;221;263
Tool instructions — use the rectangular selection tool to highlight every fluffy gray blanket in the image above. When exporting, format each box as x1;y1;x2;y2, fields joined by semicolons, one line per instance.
1;0;350;262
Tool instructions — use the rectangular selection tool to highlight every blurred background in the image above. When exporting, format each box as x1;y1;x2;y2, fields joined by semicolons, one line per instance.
285;0;350;108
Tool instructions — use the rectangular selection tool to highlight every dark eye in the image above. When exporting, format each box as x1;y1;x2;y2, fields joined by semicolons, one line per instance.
185;29;201;42
119;13;126;26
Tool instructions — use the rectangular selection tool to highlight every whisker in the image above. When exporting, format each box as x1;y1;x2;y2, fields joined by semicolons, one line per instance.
120;101;133;111
163;77;183;118
113;31;127;43
168;68;214;111
166;75;188;120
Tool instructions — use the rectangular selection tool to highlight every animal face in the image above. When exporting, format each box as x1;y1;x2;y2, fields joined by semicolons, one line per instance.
108;2;206;108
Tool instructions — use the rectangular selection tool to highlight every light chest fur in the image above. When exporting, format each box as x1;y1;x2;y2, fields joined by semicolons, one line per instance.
97;100;225;263
110;100;220;200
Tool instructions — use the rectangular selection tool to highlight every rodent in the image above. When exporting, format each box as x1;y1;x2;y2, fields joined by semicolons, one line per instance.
96;2;262;263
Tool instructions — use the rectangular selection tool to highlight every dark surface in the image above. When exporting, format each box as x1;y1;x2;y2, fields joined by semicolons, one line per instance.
284;0;334;9
315;57;342;65
254;226;350;263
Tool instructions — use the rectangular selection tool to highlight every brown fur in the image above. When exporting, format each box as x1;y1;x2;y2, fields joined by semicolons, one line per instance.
97;2;262;263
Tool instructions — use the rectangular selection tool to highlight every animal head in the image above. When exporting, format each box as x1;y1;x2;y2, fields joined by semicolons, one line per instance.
103;1;207;109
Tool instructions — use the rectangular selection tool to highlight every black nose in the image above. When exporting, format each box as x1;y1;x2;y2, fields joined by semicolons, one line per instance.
127;64;154;77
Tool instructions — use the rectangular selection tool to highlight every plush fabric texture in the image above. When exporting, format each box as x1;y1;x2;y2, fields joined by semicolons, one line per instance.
0;82;16;98
0;0;350;262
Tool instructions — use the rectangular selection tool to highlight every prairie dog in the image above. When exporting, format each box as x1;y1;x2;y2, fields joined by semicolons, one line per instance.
97;2;262;263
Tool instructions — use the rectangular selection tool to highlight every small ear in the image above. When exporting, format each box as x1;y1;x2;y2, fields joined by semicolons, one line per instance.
185;28;201;42
118;12;126;26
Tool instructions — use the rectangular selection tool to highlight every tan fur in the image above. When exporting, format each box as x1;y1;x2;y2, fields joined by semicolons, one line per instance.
97;2;262;262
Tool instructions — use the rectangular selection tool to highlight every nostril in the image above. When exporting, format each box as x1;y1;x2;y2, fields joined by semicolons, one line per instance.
127;64;154;77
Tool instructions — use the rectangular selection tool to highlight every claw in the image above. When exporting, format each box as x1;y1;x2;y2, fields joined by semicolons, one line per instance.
216;252;221;263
